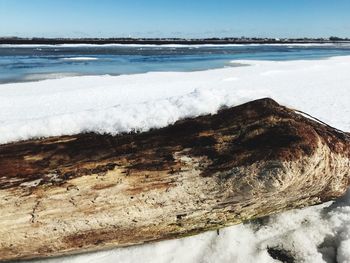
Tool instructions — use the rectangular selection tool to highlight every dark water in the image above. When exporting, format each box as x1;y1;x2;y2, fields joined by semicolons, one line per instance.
1;44;350;84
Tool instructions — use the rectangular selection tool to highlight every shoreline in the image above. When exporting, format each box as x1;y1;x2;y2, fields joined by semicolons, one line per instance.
1;38;350;46
2;43;350;48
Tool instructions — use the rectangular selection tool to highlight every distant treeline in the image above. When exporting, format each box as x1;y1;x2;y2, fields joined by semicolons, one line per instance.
0;37;349;45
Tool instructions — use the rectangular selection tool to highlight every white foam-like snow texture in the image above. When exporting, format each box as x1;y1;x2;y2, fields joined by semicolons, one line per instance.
2;56;350;263
61;57;98;61
1;56;350;144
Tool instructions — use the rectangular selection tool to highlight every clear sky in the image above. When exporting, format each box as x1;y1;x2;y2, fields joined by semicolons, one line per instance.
0;0;349;38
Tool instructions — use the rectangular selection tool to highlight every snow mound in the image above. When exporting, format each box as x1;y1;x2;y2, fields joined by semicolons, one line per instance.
0;56;350;144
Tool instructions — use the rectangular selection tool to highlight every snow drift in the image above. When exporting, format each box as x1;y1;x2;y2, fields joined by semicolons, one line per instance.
0;56;350;144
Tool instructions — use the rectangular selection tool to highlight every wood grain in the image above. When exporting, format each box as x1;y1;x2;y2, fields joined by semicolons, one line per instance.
0;98;349;261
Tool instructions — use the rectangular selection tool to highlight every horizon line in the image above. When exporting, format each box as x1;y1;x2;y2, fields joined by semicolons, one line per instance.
1;36;350;39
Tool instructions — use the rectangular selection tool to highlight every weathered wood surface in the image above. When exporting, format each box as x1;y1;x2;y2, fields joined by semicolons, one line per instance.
0;98;349;261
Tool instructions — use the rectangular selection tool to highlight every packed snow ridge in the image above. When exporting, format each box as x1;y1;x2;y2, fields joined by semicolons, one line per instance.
0;56;349;144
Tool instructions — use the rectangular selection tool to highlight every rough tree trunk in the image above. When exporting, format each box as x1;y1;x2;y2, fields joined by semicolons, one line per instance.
0;98;349;261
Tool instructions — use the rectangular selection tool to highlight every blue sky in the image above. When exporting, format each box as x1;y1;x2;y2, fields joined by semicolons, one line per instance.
0;0;349;38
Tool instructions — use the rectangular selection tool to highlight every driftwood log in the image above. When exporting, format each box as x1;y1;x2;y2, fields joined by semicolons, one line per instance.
0;98;349;261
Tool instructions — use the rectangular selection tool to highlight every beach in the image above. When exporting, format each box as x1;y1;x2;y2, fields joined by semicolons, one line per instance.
2;0;350;262
4;55;346;263
1;51;350;262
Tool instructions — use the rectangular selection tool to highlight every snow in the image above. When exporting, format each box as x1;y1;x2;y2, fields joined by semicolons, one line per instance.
0;56;350;144
2;55;350;262
61;57;98;61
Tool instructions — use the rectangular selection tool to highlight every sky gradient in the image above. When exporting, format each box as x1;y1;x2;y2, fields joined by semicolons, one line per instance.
1;0;349;38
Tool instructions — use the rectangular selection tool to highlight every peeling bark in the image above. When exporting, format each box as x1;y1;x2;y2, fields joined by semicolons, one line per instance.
0;98;349;261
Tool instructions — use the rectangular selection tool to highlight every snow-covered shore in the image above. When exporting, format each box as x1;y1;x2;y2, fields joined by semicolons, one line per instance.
1;56;350;144
2;43;349;48
2;56;350;263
